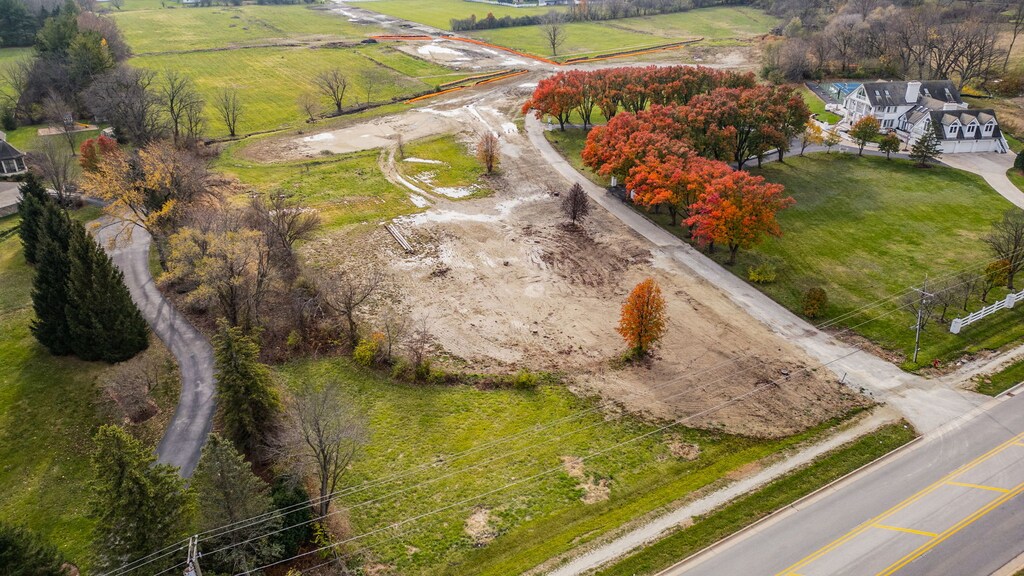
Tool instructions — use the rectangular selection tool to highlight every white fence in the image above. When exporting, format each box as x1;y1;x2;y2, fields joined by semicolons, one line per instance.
950;291;1024;334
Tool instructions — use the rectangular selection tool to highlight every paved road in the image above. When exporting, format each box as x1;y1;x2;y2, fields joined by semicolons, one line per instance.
661;390;1024;576
95;220;215;478
525;114;986;435
0;181;19;217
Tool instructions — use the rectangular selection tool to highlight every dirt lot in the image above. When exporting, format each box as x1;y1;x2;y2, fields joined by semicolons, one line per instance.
296;82;865;438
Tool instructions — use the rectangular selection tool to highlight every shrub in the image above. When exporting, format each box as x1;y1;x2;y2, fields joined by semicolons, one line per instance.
414;358;432;382
353;332;384;366
0;106;15;132
803;287;828;318
747;262;778;284
1015;150;1024;173
391;357;411;381
270;479;314;558
513;369;539;390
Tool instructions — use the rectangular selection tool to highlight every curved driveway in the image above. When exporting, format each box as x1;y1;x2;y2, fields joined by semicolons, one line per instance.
95;220;215;478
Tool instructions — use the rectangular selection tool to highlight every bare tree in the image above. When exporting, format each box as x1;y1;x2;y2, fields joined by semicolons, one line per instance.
0;60;31;120
824;13;867;73
318;267;384;346
984;209;1024;290
561;182;590;226
540;12;567;57
43;90;77;154
1008;0;1024;71
215;88;243;138
361;68;386;105
313;68;348;115
952;270;980;311
476;132;499;174
160;71;205;146
246;191;321;275
30;137;76;205
297;92;319;123
85;66;167;145
405;316;434;376
278;382;367;518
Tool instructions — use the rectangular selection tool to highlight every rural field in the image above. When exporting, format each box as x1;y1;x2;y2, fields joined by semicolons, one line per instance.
111;4;386;53
277;357;867;576
132;44;465;135
347;0;567;30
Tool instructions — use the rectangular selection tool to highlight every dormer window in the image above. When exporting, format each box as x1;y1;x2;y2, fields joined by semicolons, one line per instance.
985;122;994;133
966;124;976;135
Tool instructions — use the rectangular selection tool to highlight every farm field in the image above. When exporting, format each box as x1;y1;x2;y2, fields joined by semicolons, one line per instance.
111;4;385;53
0;207;105;567
276;357;863;576
544;133;1022;368
350;0;566;30
131;44;465;136
216;145;418;228
471;6;776;59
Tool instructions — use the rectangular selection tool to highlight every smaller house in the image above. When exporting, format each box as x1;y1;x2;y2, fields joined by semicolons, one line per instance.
0;132;27;177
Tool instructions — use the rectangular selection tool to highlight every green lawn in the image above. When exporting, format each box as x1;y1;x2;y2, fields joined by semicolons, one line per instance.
352;0;566;30
464;6;775;60
1008;167;1024;192
0;47;32;98
0;208;106;567
800;86;842;125
132;45;460;136
595;421;918;576
976;359;1024;396
399;134;489;199
216;145;418;229
276;358;865;576
112;4;385;54
1;125;103;157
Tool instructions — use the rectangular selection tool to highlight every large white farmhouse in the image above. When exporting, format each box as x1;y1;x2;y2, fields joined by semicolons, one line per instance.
842;80;1008;154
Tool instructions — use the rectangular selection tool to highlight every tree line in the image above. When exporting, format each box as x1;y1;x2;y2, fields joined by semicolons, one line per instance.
524;66;809;264
449;0;737;31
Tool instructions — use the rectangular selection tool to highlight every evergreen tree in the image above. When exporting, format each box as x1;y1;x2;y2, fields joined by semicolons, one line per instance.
16;174;50;265
90;425;191;575
192;434;282;573
30;204;73;355
0;522;68;576
213;321;281;455
270;478;314;558
910;128;942;167
1015;149;1024;173
65;221;149;362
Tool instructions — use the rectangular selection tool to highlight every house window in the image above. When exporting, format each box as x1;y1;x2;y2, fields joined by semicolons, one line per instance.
985;123;994;133
966;125;976;135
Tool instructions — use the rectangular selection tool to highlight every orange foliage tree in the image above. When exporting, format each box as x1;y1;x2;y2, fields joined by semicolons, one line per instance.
617;277;667;358
685;170;794;264
78;134;119;173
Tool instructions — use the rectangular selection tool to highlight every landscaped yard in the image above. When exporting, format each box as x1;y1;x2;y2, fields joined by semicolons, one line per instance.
111;4;385;53
131;45;464;136
276;357;866;576
216;145;418;229
0;207;103;566
800;86;842;124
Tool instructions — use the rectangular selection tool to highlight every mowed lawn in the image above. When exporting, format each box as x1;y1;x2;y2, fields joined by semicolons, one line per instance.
737;154;1020;367
471;6;775;59
0;208;106;567
112;4;385;54
277;358;859;576
217;146;418;228
132;45;461;135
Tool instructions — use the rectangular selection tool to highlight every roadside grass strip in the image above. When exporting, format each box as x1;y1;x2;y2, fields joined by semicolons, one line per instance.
592;422;917;576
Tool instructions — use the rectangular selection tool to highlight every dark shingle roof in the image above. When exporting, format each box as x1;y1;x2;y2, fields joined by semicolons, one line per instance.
0;140;24;161
861;80;963;107
929;109;1001;141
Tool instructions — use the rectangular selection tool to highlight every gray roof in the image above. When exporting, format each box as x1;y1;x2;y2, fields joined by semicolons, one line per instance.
929;109;1001;142
861;80;963;107
0;140;24;161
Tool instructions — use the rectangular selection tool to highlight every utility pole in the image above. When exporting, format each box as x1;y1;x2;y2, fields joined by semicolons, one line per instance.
911;275;933;364
184;535;203;576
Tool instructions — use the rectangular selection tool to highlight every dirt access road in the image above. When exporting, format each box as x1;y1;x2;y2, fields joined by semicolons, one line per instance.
298;77;864;438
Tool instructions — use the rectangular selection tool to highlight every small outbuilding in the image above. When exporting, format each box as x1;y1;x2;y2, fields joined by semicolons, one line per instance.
0;133;27;176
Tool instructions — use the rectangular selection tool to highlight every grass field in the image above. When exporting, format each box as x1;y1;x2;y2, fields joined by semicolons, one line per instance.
399;134;489;199
352;0;565;30
276;358;864;576
595;421;917;576
132;44;463;136
1;125;103;157
0;206;104;566
216;145;418;228
545;133;1023;368
112;4;385;54
800;86;842;124
471;7;775;59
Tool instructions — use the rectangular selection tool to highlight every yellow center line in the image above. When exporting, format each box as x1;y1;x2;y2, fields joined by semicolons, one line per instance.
871;524;938;537
773;430;1024;576
945;481;1011;493
876;480;1024;575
